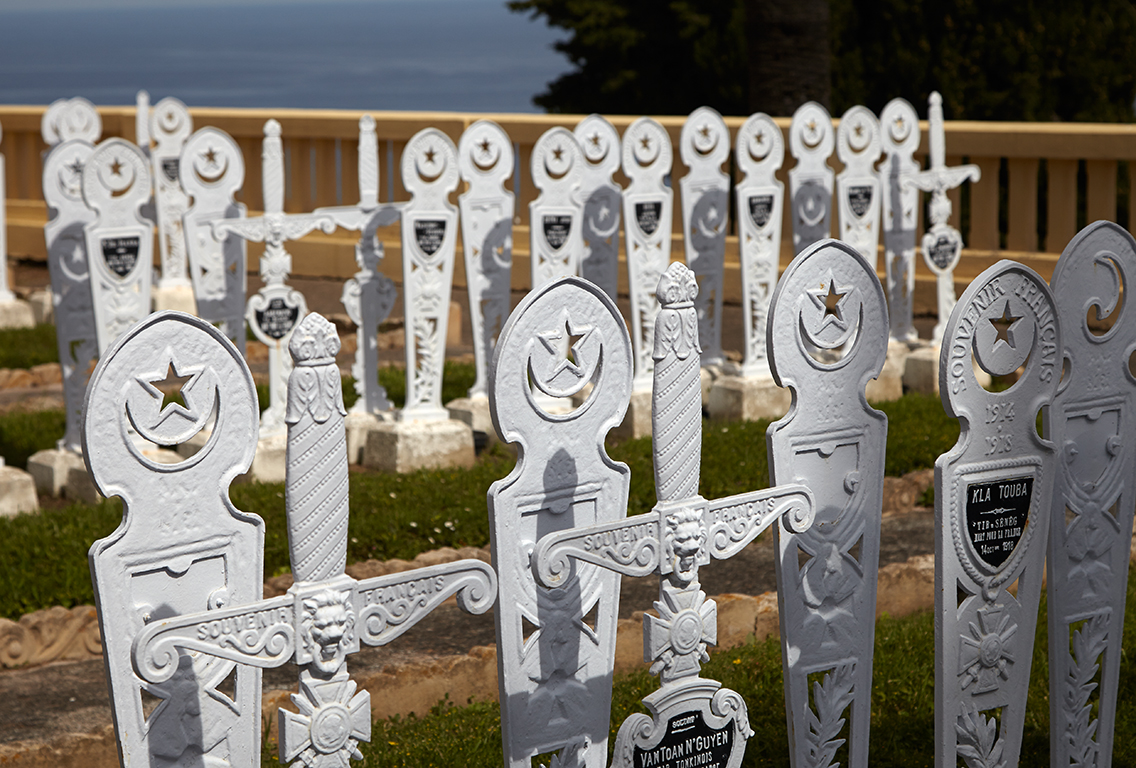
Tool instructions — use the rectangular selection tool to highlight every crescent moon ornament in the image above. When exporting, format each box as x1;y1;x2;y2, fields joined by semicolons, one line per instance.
798;272;862;354
125;359;219;448
527;315;603;403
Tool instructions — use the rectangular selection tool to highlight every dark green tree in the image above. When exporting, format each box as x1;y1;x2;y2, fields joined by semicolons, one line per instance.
512;0;1136;121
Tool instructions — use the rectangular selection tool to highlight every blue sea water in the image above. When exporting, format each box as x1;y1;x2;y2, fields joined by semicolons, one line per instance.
0;0;569;112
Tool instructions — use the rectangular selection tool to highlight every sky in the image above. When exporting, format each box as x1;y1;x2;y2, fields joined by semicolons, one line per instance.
0;0;570;112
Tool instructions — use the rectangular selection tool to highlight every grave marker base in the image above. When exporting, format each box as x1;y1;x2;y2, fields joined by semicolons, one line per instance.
27;448;85;497
610;389;653;440
26;289;52;325
866;353;905;402
0;299;34;329
707;374;791;422
251;433;288;483
0;462;38;517
362;419;474;473
903;345;993;394
150;284;196;315
345;411;391;464
445;396;498;444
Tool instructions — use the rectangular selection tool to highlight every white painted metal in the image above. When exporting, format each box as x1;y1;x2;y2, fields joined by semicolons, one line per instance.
935;260;1060;768
458;119;514;400
398;128;460;423
878;98;921;344
788;102;835;255
530;126;583;290
574;114;622;301
734;113;784;380
903;92;981;345
82;138;154;354
129;312;497;768
487;275;632;768
0;120;10;303
532;263;814;768
314;115;402;416
135;90;150;158
180;126;248;353
87;311;264;767
680;107;730;368
150;97;193;290
835;106;882;270
621;117;673;393
1047;221;1136;768
41;96;101;147
213;119;336;438
766;239;889;768
42;138;98;453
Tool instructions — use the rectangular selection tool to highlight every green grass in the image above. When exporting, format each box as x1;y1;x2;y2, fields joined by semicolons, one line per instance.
263;569;1136;767
0;391;962;621
0;324;59;369
0;408;67;468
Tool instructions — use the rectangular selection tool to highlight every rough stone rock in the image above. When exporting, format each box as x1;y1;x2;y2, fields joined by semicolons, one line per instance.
0;300;35;329
26;290;52;325
26;448;86;497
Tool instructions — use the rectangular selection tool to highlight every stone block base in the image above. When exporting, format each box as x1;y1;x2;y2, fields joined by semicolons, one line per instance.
363;419;475;474
865;350;905;402
903;345;993;394
27;289;52;325
0;462;39;517
707;375;791;422
61;447;182;504
27;449;86;497
345;412;390;465
151;284;197;314
250;434;287;484
0;299;35;329
609;389;652;441
445;397;498;443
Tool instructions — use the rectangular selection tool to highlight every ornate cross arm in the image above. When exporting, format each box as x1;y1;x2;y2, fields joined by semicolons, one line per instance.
901;165;979;195
532;484;813;588
314;201;403;233
210;210;338;244
133;559;497;684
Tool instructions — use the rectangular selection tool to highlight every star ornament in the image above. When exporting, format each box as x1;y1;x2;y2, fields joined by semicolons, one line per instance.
808;277;849;331
136;359;202;427
110;158;124;176
280;672;370;768
959;604;1017;694
989;301;1022;349
537;318;593;380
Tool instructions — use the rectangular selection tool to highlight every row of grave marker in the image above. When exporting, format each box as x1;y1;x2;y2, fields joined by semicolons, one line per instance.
33;91;974;469
86;218;1133;768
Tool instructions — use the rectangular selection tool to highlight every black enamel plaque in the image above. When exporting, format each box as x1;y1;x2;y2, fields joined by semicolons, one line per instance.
254;297;301;340
414;219;446;257
636;201;661;236
848;185;873;217
928;233;960;270
633;710;734;768
162;158;179;183
965;476;1032;568
101;237;140;278
543;215;572;251
748;194;773;229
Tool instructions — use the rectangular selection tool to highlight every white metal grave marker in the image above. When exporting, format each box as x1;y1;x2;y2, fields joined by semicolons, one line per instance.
621;116;673;392
878;98;921;344
128;312;497;768
135;90;150;158
530;126;583;290
399;128;459;422
82;138;154;353
788;102;834;255
213;119;336;437
87;312;265;767
42;138;98;453
575;114;622;301
533;262;815;768
680;107;730;368
903;92;980;345
150;97;193;293
1047;221;1136;768
935;260;1060;768
835;106;882;270
0;120;10;303
42;96;101;147
735;112;784;380
486;275;632;768
314;115;402;416
181;126;248;352
458;119;514;401
766;239;889;768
